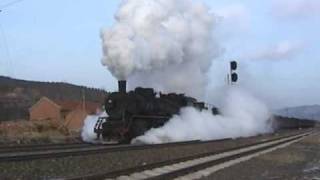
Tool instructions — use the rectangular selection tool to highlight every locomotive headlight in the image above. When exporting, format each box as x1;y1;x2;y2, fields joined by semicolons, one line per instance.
106;99;114;109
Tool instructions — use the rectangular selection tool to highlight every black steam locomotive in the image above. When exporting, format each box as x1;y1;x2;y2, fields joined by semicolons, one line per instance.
94;81;218;143
94;81;316;143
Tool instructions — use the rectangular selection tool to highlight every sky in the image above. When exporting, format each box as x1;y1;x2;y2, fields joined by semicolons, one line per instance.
0;0;319;109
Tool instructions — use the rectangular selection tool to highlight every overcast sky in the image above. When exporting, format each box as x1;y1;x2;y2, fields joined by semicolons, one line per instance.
0;0;319;109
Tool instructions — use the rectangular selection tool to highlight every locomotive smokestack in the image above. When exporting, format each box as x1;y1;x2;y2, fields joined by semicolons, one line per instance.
118;80;126;93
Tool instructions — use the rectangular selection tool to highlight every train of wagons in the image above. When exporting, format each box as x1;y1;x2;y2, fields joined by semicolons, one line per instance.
94;81;316;143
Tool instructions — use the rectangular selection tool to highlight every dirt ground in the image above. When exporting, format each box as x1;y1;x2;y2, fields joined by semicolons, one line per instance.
0;120;80;144
204;130;320;180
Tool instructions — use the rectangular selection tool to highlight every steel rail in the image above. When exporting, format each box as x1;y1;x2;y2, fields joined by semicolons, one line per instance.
150;133;310;180
0;138;233;162
65;130;313;180
0;142;95;154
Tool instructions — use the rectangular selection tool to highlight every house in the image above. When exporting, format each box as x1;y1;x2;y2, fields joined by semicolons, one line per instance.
29;97;101;131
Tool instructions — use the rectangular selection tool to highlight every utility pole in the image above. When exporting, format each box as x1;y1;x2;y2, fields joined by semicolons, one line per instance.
82;89;86;112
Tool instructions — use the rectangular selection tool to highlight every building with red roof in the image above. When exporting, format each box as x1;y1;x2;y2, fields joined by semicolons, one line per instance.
29;97;102;131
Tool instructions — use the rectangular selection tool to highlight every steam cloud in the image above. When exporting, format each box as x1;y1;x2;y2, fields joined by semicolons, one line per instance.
271;0;320;19
95;0;273;144
133;87;272;144
101;0;221;98
244;41;305;61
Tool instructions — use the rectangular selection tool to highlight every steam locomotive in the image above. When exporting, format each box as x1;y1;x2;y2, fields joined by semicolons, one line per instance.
94;81;316;143
94;80;218;143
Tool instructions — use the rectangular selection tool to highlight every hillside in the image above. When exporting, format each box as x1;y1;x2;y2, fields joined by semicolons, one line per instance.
0;76;109;121
275;105;320;121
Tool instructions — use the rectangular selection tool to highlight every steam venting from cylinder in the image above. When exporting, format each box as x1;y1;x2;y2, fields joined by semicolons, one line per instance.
118;80;126;93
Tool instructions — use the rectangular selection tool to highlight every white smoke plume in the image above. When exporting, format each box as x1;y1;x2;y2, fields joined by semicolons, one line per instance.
101;0;221;98
271;0;320;19
99;0;273;144
132;87;272;144
243;41;305;61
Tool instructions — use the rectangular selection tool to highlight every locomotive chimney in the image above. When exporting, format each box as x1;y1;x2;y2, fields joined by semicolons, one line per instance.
118;80;126;93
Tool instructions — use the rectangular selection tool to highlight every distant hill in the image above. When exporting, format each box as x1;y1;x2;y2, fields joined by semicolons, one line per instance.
0;76;109;121
0;76;108;102
275;105;320;121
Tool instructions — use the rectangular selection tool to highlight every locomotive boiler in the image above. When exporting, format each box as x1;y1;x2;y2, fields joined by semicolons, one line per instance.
94;80;218;143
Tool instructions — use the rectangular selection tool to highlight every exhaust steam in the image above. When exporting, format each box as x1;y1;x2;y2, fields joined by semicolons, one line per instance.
84;0;275;144
132;87;272;144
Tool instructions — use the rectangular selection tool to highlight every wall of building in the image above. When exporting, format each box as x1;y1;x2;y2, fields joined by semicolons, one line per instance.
65;108;87;131
29;99;61;122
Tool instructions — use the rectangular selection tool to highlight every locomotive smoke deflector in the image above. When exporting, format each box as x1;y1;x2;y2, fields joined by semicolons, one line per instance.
118;80;126;93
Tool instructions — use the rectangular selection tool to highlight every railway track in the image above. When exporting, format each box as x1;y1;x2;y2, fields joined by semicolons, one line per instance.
3;131;289;163
0;142;94;154
0;138;234;162
65;130;314;180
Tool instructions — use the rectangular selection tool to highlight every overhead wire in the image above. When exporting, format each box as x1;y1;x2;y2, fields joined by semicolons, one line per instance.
0;22;14;77
0;0;23;76
0;0;24;10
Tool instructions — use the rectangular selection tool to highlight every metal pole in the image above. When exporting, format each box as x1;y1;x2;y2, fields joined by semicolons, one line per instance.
229;62;233;86
226;74;230;85
82;89;86;112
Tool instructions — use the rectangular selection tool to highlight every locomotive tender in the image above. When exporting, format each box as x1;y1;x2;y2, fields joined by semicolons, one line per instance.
94;80;218;143
273;115;316;129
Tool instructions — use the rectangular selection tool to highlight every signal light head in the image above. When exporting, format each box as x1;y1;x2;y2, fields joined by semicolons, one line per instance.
231;73;238;82
230;61;237;70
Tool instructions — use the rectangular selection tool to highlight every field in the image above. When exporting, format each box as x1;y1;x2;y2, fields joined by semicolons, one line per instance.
0;120;81;145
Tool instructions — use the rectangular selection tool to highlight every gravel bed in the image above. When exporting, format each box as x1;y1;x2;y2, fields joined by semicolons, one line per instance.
203;130;320;180
0;130;305;179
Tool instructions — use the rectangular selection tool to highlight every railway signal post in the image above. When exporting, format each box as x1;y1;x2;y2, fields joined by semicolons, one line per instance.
228;61;238;85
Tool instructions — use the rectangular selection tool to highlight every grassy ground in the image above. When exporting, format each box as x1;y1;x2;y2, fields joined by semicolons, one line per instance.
0;120;81;144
